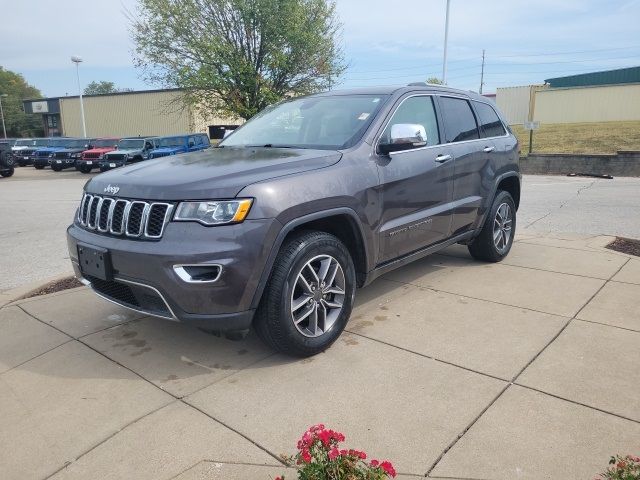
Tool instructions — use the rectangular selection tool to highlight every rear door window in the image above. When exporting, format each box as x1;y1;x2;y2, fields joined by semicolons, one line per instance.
439;97;480;143
474;101;506;138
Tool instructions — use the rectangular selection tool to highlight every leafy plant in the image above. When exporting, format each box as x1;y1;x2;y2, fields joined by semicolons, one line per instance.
277;424;396;480
130;0;346;120
596;455;640;480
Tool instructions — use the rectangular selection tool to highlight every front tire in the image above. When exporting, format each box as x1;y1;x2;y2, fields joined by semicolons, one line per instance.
0;168;14;177
79;164;92;174
34;165;45;170
254;231;356;357
468;190;516;262
51;164;62;172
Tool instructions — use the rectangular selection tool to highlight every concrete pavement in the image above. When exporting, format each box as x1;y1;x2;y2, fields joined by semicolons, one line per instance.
1;232;638;479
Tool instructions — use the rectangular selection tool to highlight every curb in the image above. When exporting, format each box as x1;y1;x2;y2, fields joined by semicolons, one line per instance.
0;273;82;308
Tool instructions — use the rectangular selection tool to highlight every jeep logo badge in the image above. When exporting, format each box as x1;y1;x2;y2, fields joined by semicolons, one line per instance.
104;184;120;195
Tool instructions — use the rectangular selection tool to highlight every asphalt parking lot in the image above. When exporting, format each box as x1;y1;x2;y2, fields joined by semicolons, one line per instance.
1;167;639;293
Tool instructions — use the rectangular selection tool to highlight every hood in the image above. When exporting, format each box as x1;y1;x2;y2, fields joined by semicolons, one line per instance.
88;147;116;154
105;148;140;156
12;146;30;151
57;147;85;154
151;146;183;154
36;147;66;153
86;146;342;200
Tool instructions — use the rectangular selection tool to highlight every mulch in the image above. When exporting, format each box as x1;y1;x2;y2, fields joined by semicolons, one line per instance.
22;276;83;300
606;237;640;257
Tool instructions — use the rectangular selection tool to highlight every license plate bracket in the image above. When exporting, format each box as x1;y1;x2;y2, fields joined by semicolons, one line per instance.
78;243;112;281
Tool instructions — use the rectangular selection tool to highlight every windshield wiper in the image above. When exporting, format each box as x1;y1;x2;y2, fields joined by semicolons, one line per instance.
246;144;294;149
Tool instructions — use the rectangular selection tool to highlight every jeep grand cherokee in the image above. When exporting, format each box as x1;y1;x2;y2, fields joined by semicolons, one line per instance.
67;84;520;356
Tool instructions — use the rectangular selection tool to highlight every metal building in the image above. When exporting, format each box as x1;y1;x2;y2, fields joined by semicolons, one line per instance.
23;89;239;138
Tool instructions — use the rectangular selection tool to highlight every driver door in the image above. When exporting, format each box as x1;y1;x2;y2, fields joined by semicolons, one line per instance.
376;95;455;263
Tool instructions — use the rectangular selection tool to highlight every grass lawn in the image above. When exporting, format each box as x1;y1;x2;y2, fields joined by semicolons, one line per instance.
511;121;640;155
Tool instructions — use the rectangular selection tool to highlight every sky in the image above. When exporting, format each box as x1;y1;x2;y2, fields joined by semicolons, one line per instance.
1;0;639;98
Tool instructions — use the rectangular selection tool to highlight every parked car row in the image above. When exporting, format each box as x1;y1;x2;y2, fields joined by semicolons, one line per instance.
10;133;211;174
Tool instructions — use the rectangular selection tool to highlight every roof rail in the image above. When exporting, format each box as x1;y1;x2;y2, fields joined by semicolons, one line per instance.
407;82;427;86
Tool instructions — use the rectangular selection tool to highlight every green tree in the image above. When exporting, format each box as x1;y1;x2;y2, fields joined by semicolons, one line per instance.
84;81;118;95
426;77;444;85
0;67;44;137
131;0;345;120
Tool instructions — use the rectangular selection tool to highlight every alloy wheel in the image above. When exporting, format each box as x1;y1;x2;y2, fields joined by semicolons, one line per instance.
290;254;346;338
493;202;513;253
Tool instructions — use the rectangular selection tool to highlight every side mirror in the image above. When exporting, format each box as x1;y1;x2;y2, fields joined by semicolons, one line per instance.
379;124;427;154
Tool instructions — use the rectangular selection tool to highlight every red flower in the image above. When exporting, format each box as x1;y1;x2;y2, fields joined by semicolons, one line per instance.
328;447;339;460
380;460;397;478
370;459;379;467
300;449;312;464
274;477;283;480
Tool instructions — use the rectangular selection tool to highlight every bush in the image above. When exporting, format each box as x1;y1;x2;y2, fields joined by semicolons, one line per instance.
596;455;640;480
277;424;396;480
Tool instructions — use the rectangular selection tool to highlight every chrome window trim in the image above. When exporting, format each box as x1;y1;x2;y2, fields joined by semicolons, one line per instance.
439;95;510;142
375;93;441;156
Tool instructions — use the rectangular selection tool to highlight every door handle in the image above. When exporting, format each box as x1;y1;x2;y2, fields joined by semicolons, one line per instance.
483;146;495;153
435;154;452;163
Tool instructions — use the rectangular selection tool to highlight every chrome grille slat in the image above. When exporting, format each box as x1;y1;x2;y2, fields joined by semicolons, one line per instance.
77;193;172;240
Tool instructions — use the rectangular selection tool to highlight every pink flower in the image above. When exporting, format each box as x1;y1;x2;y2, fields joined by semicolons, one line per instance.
380;460;397;478
328;447;339;460
370;459;379;467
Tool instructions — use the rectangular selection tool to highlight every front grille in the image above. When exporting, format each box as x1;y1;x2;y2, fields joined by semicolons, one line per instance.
151;152;170;158
107;153;127;161
77;193;173;240
83;152;101;159
36;151;50;157
54;151;70;159
86;275;172;318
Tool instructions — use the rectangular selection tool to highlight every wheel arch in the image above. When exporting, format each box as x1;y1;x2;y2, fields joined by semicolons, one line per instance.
250;208;370;310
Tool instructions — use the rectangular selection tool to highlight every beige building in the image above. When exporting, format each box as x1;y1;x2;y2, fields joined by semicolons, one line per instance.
495;85;546;125
533;83;640;124
24;89;239;139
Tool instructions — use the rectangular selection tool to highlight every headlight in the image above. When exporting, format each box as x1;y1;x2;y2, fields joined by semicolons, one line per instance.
124;154;129;159
48;153;54;158
98;154;104;159
174;199;253;226
72;153;82;159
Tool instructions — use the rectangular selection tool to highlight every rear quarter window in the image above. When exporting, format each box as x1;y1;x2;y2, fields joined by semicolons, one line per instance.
473;101;507;138
439;96;480;143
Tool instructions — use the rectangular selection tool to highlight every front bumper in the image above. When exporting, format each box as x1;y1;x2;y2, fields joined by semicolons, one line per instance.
52;158;77;168
67;217;280;331
33;156;52;167
99;159;126;171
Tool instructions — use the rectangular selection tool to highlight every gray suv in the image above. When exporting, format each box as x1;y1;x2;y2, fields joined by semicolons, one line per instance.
67;84;520;356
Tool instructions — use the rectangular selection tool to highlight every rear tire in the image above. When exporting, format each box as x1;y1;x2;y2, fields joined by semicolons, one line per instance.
254;231;356;357
0;168;14;177
468;190;516;262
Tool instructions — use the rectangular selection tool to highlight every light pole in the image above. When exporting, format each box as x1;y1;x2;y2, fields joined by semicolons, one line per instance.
71;55;87;137
442;0;451;84
0;94;7;139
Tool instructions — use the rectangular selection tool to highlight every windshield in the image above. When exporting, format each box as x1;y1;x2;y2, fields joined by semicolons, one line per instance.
92;139;118;148
220;94;388;150
117;139;144;150
158;137;185;147
15;139;35;146
35;139;49;146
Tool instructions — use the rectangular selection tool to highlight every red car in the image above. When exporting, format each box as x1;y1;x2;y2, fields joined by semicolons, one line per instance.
76;137;120;173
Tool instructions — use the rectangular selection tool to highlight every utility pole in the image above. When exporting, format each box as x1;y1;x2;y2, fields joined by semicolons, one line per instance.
71;56;87;138
442;0;451;84
0;94;7;139
479;49;485;94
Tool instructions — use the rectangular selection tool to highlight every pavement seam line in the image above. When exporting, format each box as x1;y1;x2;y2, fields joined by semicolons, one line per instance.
377;276;574;319
511;383;640;425
168;459;287;480
423;256;630;478
435;251;624;281
510;256;630;383
573;317;640;334
346;330;509;383
18;307;288;472
424;383;511;478
0;338;74;376
523;179;596;229
43;400;177;479
514;239;629;258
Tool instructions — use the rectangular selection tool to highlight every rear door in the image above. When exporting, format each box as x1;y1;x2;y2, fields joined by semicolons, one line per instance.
376;94;455;263
438;95;490;235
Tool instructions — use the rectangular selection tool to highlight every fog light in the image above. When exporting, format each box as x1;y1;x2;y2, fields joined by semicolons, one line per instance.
173;264;222;283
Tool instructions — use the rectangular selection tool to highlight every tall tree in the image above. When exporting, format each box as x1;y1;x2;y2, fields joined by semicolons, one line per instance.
426;77;444;85
131;0;345;120
0;67;44;137
84;81;119;95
